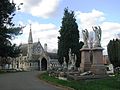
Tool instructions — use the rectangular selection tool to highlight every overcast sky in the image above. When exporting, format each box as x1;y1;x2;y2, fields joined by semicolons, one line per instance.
12;0;120;54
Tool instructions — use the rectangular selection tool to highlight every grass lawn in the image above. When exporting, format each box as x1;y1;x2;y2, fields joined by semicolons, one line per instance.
38;73;120;90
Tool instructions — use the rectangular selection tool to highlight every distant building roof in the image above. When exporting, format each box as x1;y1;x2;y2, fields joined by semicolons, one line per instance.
47;52;58;59
20;44;27;56
19;43;58;60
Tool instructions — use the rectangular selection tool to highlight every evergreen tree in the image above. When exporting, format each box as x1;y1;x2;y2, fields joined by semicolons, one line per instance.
107;39;120;67
76;41;84;67
58;8;81;67
0;0;22;67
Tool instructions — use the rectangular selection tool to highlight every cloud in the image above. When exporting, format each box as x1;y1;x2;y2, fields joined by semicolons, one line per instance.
76;9;105;30
101;22;120;32
13;9;120;54
76;9;120;55
14;0;61;18
12;21;59;52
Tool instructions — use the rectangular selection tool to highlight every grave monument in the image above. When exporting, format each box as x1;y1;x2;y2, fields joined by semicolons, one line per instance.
80;29;91;72
91;26;106;75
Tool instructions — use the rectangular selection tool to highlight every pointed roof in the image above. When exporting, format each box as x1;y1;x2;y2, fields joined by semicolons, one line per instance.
37;38;43;50
28;24;33;44
32;41;44;51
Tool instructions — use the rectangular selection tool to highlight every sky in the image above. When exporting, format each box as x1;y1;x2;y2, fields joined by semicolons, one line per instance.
12;0;120;54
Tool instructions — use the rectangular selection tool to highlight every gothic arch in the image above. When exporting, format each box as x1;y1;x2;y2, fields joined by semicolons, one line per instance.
41;58;47;71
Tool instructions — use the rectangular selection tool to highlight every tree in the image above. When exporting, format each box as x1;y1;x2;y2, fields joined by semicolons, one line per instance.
58;8;82;67
76;41;84;67
107;39;120;67
0;0;22;68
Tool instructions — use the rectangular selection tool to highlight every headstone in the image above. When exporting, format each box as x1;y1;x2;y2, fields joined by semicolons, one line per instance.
106;64;114;74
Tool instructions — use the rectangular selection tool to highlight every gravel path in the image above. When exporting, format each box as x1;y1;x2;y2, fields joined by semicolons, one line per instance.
0;71;63;90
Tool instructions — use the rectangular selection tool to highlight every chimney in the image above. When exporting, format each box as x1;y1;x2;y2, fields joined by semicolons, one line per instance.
44;43;47;52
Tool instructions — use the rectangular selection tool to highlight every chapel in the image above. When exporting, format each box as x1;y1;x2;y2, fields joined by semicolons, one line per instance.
12;26;59;71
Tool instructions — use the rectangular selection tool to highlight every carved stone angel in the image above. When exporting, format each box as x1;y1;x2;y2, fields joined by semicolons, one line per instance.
82;29;89;48
92;26;102;47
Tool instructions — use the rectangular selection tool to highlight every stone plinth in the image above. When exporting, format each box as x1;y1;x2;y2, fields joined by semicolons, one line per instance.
80;48;91;72
91;47;106;75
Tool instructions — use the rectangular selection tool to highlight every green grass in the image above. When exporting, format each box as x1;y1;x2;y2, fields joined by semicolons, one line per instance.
39;73;120;90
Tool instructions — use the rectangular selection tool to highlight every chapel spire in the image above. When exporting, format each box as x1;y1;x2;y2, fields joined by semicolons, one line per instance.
28;24;33;44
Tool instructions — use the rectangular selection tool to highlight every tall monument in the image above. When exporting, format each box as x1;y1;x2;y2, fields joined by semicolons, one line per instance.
80;29;91;72
91;26;106;75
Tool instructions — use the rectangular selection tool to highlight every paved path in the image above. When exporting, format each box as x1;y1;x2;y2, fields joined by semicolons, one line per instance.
0;71;63;90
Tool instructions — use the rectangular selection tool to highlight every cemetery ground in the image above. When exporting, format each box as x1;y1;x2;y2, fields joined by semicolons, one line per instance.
39;72;120;90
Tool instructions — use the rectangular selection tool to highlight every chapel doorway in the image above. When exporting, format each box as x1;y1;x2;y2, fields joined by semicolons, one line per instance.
41;58;47;71
38;60;40;71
